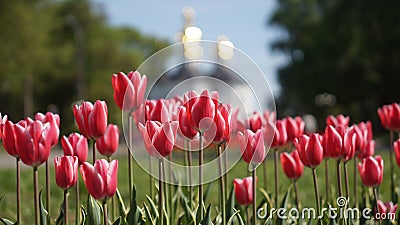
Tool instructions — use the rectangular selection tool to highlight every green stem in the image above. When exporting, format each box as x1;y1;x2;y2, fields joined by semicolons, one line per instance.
274;149;279;206
312;168;321;215
263;158;268;191
158;159;164;225
252;170;257;225
167;155;173;225
374;187;381;225
336;159;342;197
293;179;299;209
344;162;349;199
92;139;96;163
325;159;330;202
223;142;228;201
64;189;68;225
246;206;250;225
76;176;80;225
128;115;134;204
353;157;358;207
187;141;193;209
149;156;153;199
199;132;204;219
390;131;394;202
34;167;39;225
217;144;226;225
102;200;108;225
107;156;115;221
16;158;21;225
46;160;50;216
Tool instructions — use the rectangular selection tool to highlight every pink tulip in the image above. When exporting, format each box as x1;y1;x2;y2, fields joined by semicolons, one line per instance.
233;176;254;205
238;129;265;165
358;156;383;187
2;120;18;157
111;71;147;111
326;114;350;127
138;121;178;158
264;119;287;148
377;200;398;215
178;105;197;140
206;104;231;144
394;139;400;167
280;150;304;180
378;103;400;131
96;124;119;157
188;90;218;133
285;116;305;142
80;159;118;201
61;133;88;165
294;134;323;168
54;156;78;190
263;110;276;124
248;111;262;133
35;112;60;147
145;99;170;123
230;107;246;134
358;140;375;159
14;120;54;167
0;113;8;140
73;100;108;139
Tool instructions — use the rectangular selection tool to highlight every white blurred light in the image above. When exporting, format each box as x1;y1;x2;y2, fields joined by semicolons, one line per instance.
218;40;234;60
184;26;202;42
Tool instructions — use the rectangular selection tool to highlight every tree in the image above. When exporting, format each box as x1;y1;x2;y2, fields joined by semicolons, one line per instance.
269;0;400;128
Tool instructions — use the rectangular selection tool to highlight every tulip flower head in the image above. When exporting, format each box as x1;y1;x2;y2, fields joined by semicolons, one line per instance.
248;111;262;133
358;156;383;187
73;100;108;139
80;159;118;201
264;119;287;148
285;116;305;142
280;150;304;180
394;139;400;168
35;112;60;147
138;121;178;158
294;133;324;168
238;129;266;169
145;99;170;123
205;103;231;144
358;140;375;159
14;120;55;167
233;176;254;206
377;200;398;216
2;121;19;157
111;71;147;112
188;90;218;133
96;124;119;157
377;103;400;131
326;114;350;127
178;105;197;140
54;156;78;190
62;133;88;165
0;113;8;140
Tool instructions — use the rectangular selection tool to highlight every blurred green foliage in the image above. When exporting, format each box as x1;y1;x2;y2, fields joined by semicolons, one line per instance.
269;0;400;128
0;0;169;133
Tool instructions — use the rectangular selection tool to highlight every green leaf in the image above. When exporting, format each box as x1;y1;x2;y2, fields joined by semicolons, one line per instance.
87;195;102;225
276;185;292;225
116;189;127;219
127;185;143;225
227;208;240;225
80;205;87;225
179;192;196;225
112;217;121;225
143;202;156;225
39;190;49;225
225;187;235;223
199;205;214;225
146;195;159;219
55;201;64;225
0;218;14;225
203;184;212;203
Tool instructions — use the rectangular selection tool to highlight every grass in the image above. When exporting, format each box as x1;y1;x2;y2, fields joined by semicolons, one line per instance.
0;146;396;223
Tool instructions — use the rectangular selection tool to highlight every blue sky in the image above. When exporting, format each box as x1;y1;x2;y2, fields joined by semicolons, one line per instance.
91;0;286;94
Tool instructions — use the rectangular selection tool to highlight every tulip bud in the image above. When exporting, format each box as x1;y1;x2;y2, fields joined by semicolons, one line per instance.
326;114;350;127
358;156;383;187
111;71;147;111
54;156;78;190
394;139;400;168
233;176;254;206
96;124;119;157
73;100;108;139
62;133;88;165
285;116;305;142
294;133;323;168
238;129;265;166
80;159;118;201
280;150;304;180
248;111;262;133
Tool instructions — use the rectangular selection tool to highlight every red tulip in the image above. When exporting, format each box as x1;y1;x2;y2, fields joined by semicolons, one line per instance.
165;97;182;121
189;90;218;133
249;111;262;133
35;112;60;147
0;113;8;140
341;126;356;162
80;159;118;201
96;124;119;157
377;200;398;215
264;120;287;148
206;103;231;144
357;140;375;159
61;133;88;165
280;150;304;180
233;176;254;205
394;139;400;167
263;110;276;124
138;121;178;158
238;129;265;165
285;116;305;142
73;100;108;139
231;107;246;134
145;99;170;123
326;114;350;127
294;133;323;168
358;156;383;187
323;125;355;160
112;71;147;111
14;120;54;167
378;103;400;131
2;121;18;157
54;156;78;190
178;105;197;140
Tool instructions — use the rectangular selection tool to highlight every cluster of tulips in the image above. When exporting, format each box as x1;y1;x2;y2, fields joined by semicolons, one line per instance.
0;70;400;225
